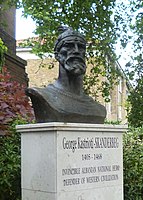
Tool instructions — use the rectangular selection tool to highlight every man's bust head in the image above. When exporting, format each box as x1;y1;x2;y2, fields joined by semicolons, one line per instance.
54;27;87;77
26;26;106;123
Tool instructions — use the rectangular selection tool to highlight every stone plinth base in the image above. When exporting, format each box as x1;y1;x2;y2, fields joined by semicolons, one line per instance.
16;123;127;200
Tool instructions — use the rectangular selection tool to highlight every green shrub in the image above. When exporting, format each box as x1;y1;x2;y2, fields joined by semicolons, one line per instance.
127;77;143;128
0;65;34;199
104;119;122;125
0;119;27;200
123;127;143;200
0;38;7;70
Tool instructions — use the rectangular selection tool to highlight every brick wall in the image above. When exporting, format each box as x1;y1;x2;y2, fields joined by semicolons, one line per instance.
26;58;58;87
5;53;28;85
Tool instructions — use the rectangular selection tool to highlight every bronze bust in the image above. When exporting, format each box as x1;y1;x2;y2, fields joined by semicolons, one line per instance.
26;27;106;123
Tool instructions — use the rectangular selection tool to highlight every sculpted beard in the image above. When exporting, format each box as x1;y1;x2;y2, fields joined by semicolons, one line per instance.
64;56;86;76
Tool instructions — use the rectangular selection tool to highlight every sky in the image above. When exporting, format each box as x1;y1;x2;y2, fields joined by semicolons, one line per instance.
16;8;36;40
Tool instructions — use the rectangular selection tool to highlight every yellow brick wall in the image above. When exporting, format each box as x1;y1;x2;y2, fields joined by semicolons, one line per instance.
26;58;58;87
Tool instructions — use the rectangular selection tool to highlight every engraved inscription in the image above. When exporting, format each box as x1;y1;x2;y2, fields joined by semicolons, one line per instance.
58;133;122;191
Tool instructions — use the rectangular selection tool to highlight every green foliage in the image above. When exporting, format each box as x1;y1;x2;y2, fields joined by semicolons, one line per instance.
18;0;117;53
1;0;143;101
123;127;143;200
0;119;27;200
15;0;122;99
0;38;7;70
0;67;34;134
104;120;122;125
127;77;143;128
126;0;143;81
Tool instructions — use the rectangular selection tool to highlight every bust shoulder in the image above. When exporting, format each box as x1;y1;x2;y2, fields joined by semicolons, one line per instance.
26;85;106;123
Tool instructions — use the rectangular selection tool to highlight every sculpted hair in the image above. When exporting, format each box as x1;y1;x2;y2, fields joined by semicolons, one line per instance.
54;26;86;53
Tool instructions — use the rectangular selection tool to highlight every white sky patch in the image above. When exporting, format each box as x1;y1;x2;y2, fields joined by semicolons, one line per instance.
16;8;36;40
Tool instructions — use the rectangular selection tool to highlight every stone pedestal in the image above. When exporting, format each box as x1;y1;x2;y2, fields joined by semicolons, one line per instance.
16;123;127;200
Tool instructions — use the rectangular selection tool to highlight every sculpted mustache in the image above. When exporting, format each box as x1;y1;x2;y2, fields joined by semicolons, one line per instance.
65;56;86;70
66;55;85;64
